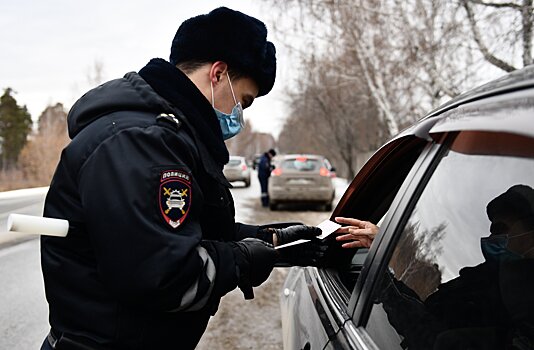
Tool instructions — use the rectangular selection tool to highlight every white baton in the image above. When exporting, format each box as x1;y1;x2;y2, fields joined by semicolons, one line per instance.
7;214;69;237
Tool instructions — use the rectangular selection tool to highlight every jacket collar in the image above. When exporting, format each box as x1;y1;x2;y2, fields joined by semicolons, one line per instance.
138;58;229;166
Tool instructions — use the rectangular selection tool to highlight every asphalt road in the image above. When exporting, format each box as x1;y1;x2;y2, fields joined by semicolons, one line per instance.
0;175;346;349
0;188;48;349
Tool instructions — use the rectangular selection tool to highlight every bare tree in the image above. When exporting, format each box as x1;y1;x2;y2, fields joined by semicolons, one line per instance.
225;121;277;161
278;54;386;179
19;103;69;185
86;59;106;86
461;0;533;71
265;0;472;137
263;0;532;180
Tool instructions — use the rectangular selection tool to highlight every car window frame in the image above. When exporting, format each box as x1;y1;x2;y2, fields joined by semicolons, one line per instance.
350;134;449;322
323;136;446;350
349;136;446;313
309;133;435;320
306;134;441;349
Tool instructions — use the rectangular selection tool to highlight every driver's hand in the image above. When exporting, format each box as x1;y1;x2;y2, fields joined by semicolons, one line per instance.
334;217;378;249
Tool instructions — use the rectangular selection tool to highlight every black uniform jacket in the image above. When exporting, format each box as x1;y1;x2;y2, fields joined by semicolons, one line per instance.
41;59;259;349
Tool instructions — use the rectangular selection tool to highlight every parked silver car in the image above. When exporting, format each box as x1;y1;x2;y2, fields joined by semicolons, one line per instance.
268;154;335;211
223;156;251;187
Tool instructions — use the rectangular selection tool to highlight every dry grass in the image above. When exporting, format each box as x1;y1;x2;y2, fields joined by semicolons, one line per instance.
0;169;48;192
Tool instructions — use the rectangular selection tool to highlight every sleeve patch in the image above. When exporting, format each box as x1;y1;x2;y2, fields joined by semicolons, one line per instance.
159;170;192;229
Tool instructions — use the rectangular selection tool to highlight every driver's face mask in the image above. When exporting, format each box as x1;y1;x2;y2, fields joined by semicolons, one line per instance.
481;229;534;262
211;72;244;140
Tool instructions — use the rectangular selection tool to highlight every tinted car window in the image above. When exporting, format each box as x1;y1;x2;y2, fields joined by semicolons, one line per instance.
365;131;534;350
281;158;320;171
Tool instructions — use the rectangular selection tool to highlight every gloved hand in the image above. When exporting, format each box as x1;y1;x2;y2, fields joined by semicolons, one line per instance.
275;238;329;267
257;225;322;246
230;238;278;299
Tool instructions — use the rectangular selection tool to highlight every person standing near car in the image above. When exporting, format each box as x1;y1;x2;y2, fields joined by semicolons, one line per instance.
40;7;321;350
258;148;276;207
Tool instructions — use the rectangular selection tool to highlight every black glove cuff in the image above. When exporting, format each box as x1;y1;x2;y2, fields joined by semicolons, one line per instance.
229;242;250;278
256;228;275;244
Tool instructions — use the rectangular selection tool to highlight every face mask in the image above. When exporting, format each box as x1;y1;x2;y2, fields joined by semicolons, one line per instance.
480;230;534;263
211;72;244;140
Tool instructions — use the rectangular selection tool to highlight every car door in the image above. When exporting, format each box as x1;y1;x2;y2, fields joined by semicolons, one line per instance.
281;126;435;350
345;115;534;348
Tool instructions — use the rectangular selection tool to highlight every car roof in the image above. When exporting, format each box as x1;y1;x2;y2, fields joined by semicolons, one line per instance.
396;65;534;142
275;154;325;160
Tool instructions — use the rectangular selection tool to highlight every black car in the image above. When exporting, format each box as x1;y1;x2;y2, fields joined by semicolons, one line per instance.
280;66;534;349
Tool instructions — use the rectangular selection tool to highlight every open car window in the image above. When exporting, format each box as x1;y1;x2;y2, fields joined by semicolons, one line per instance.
363;131;534;350
324;136;429;294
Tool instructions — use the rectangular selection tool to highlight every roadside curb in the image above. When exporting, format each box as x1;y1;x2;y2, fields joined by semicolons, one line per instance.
0;186;49;250
0;233;38;250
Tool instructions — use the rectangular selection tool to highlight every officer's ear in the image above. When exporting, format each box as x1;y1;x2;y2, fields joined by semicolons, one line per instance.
209;61;228;86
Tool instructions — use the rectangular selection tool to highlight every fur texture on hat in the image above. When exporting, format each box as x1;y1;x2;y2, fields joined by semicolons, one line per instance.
170;7;276;97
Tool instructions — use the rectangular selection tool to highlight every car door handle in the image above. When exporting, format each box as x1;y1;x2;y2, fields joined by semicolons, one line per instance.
283;288;295;297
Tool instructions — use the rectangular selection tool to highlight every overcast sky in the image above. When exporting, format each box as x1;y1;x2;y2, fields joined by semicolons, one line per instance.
0;0;292;136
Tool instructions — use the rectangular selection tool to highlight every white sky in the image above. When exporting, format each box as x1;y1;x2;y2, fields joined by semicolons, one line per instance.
0;0;292;137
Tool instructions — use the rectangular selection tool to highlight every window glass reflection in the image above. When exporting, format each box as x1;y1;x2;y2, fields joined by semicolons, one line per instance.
366;132;534;350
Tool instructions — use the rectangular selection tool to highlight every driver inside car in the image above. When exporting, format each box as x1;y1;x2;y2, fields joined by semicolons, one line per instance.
332;185;534;350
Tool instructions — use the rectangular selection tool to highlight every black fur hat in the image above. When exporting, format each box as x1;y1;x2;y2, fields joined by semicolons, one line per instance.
170;7;276;97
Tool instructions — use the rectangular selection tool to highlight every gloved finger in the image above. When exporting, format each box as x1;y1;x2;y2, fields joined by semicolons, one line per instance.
299;225;322;239
238;281;254;299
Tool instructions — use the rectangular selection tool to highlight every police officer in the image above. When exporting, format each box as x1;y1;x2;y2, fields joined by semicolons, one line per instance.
40;7;322;350
258;148;276;207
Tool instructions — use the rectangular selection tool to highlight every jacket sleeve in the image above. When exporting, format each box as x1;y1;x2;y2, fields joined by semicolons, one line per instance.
77;125;238;312
233;223;260;241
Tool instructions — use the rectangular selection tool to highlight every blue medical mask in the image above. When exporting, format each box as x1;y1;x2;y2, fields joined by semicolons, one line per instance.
211;72;244;140
480;230;534;263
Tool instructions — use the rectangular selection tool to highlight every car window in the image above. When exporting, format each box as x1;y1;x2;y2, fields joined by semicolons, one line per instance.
281;157;319;171
328;137;428;293
364;131;534;350
227;159;241;166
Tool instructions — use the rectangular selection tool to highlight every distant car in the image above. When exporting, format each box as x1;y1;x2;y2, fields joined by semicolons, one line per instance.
223;156;251;187
268;154;335;211
280;67;534;349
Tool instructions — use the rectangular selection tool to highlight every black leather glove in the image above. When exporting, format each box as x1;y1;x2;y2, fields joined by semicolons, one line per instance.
230;238;278;299
275;238;329;267
257;225;322;245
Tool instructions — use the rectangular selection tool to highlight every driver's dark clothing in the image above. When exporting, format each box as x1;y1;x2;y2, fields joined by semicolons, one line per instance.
379;259;532;350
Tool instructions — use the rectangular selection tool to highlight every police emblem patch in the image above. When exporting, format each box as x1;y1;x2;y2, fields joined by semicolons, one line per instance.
159;170;192;229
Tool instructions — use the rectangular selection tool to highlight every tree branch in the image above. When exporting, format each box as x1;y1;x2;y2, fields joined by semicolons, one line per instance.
461;0;518;72
521;0;533;65
467;0;521;9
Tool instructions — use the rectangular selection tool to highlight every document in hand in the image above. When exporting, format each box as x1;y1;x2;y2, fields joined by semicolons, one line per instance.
274;219;341;250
